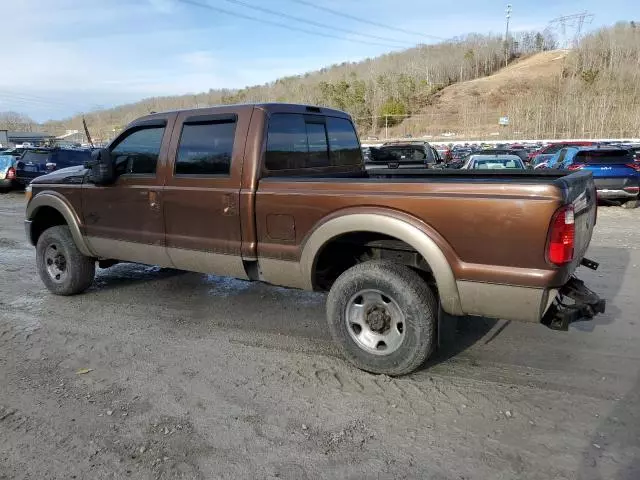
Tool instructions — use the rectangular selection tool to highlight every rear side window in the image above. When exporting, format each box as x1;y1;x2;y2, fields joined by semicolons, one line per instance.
175;120;236;175
265;113;361;172
112;127;165;175
326;117;361;166
576;150;633;164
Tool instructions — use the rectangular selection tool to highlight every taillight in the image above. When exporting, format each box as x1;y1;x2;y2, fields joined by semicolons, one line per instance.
567;164;585;171
547;205;575;265
6;167;15;180
626;163;640;172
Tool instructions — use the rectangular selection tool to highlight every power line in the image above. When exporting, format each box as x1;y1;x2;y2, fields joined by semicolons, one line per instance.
221;0;416;47
288;0;445;41
175;0;408;49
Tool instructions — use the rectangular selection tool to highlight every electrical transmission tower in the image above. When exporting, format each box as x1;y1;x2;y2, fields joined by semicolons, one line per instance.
548;12;594;48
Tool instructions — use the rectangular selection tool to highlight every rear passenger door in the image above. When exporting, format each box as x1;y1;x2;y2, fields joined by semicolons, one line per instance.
161;108;251;278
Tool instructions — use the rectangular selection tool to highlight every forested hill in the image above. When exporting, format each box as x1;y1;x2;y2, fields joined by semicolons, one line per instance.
12;22;640;141
40;29;556;141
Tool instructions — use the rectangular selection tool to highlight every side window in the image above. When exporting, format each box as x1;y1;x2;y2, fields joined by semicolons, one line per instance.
326;117;361;166
305;122;329;167
556;149;567;165
175;120;236;175
111;126;165;176
265;114;309;171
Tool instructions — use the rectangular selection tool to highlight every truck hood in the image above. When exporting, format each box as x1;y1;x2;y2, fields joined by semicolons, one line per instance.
30;165;87;185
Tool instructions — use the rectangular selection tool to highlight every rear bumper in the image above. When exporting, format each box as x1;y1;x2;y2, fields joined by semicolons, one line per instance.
594;177;640;199
596;188;638;199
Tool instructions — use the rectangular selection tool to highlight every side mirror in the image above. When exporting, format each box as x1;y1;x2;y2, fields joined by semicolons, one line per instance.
86;148;115;185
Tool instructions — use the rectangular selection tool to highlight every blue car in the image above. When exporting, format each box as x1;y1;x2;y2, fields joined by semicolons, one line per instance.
0;154;18;191
553;147;640;208
15;148;92;187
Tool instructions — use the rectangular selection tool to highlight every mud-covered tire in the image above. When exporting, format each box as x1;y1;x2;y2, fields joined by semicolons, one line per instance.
326;260;437;376
622;199;639;209
36;226;95;295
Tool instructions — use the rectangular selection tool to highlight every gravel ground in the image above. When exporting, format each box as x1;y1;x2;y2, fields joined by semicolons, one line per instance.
1;191;639;480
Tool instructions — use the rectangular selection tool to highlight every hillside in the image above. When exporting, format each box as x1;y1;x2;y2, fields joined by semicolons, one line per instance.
386;50;570;139
18;22;640;142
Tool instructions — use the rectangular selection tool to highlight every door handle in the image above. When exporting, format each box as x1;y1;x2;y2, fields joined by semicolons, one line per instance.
222;194;237;216
148;190;160;209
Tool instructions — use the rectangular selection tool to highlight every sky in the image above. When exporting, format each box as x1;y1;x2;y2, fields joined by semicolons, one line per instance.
0;0;635;122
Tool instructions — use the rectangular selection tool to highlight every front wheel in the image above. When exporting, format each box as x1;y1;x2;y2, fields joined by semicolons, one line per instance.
36;226;95;295
326;260;437;376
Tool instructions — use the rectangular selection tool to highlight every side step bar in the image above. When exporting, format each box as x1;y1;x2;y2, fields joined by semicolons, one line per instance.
542;275;606;331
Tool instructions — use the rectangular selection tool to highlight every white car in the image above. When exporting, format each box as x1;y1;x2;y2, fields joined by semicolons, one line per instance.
461;154;525;170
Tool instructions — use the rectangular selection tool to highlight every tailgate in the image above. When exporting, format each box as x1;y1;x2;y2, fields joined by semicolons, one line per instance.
554;170;598;271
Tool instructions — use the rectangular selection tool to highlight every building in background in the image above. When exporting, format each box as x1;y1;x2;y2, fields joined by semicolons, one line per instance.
0;130;55;147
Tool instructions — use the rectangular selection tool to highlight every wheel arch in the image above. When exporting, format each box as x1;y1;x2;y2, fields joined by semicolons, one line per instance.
26;192;94;256
300;210;464;315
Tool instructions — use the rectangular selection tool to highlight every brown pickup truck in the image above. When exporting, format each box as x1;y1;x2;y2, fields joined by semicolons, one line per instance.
24;103;604;375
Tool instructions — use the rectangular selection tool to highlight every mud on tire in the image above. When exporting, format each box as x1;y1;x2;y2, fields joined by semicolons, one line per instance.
326;260;437;376
36;226;95;295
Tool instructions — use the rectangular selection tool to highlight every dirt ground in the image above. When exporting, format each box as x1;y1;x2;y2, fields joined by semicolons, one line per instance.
1;191;639;480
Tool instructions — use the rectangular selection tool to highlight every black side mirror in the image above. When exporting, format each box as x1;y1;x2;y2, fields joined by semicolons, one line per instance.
86;148;115;185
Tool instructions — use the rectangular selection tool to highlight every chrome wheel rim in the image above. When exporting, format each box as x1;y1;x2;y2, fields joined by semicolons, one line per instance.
345;289;405;356
44;243;67;283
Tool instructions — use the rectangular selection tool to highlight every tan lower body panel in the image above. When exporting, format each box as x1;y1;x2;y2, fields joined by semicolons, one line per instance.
457;280;555;323
167;247;248;280
258;258;307;290
86;237;248;280
87;237;174;268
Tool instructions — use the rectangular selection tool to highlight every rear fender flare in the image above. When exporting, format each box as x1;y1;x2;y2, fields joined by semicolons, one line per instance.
300;212;464;315
26;191;94;256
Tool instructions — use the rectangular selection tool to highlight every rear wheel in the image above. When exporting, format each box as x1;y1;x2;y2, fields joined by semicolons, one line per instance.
326;260;437;376
36;226;95;295
622;199;639;209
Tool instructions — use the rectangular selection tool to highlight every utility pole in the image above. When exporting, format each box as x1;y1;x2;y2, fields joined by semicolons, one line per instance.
505;4;512;67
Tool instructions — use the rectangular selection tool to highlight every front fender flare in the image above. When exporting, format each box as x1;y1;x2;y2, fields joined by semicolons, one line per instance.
26;191;94;257
300;213;464;315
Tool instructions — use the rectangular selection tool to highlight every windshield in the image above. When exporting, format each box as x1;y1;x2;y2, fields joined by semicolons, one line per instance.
472;158;523;169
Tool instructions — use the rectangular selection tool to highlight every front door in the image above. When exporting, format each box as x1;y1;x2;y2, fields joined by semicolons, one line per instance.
82;115;176;266
161;108;249;278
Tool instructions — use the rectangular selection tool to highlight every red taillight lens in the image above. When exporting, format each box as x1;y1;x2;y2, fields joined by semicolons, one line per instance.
547;205;575;265
568;164;585;171
626;163;640;172
6;167;15;180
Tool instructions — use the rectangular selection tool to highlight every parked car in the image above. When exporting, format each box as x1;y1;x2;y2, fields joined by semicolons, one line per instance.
366;141;442;170
528;141;597;163
475;148;529;164
461;154;526;170
0;154;18;192
554;147;640;208
25;103;604;376
15;148;92;186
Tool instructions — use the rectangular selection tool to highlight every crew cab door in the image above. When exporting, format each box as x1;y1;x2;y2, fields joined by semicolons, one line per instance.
161;108;251;278
82;115;176;266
